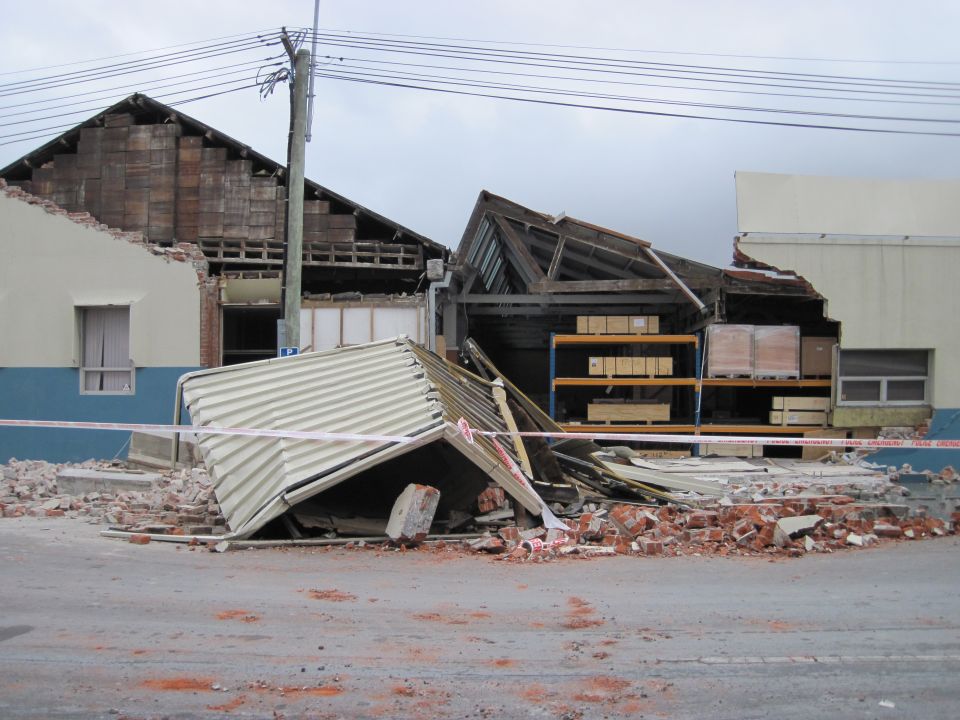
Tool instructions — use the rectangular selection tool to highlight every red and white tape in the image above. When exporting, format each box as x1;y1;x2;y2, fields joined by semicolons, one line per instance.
0;419;417;444
0;418;955;450
479;430;960;450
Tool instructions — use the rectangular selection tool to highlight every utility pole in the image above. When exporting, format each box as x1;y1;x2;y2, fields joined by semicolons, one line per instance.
279;45;310;353
306;0;320;142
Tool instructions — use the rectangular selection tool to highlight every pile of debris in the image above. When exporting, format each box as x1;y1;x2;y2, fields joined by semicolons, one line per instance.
4;338;958;561
469;491;955;560
0;458;227;535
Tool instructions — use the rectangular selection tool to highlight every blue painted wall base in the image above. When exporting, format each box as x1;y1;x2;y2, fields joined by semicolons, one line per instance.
0;367;199;463
867;408;960;473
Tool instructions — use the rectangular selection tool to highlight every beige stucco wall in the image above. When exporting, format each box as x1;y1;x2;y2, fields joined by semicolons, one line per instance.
737;233;960;408
0;193;201;367
736;172;960;236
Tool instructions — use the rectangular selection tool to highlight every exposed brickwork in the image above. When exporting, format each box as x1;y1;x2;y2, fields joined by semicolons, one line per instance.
1;178;209;275
199;277;221;368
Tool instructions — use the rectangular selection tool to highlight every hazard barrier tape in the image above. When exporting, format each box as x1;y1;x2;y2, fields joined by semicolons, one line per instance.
0;419;417;444
0;418;956;450
475;429;960;450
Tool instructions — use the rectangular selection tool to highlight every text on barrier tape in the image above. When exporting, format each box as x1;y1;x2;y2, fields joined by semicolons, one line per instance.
474;429;960;450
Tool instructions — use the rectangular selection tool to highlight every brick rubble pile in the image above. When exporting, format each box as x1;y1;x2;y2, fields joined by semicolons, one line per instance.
0;459;227;535
468;467;959;561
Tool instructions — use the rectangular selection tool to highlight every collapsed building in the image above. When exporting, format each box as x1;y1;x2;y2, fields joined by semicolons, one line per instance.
3;338;954;558
1;91;957;555
431;191;840;456
0;93;447;462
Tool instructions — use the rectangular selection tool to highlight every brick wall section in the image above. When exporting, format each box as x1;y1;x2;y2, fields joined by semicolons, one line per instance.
18;113;350;258
198;278;221;368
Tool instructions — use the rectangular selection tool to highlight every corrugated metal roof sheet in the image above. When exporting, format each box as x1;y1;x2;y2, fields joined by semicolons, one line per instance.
178;337;545;539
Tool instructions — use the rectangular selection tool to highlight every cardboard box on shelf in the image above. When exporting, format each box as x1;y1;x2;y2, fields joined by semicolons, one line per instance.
706;324;754;377
606;316;629;334
587;402;670;422
772;396;829;411
588;357;605;376
754;326;800;379
801;337;834;377
769;410;828;426
656;357;673;376
703;443;763;458
628;315;648;334
628;315;660;334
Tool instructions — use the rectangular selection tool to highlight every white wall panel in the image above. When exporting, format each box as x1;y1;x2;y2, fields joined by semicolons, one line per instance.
0;193;201;367
342;307;372;345
373;307;422;343
310;308;341;352
736;172;960;237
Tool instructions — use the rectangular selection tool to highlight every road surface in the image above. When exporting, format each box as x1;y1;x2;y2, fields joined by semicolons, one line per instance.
1;517;959;719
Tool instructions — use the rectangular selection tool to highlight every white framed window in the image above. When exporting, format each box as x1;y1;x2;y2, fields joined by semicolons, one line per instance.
78;306;134;394
838;349;928;406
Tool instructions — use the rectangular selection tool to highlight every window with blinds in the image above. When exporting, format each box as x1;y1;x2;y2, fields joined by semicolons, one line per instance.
79;306;133;394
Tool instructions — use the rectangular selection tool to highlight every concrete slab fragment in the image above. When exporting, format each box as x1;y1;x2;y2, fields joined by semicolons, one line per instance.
773;515;823;547
386;484;440;545
56;468;161;495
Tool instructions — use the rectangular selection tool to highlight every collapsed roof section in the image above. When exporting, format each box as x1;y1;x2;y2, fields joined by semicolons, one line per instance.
439;192;829;355
454;191;718;310
176;337;553;539
0;93;447;288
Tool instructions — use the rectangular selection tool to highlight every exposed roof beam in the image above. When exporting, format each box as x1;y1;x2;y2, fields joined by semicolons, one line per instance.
459;293;674;305
529;278;715;293
495;209;652;265
492;215;547;285
523;232;648;279
641;247;706;310
465;302;675;315
546;236;566;280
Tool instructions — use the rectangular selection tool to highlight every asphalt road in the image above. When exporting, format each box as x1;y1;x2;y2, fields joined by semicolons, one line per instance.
1;517;959;719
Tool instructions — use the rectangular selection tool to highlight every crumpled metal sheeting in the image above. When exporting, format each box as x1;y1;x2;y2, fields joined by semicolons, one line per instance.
179;340;444;537
178;337;550;540
409;343;523;468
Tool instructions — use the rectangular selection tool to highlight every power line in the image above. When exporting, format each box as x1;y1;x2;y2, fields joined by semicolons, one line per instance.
0;28;280;77
0;34;282;96
301;31;960;90
0;69;271;126
0;81;261;148
2;25;958;152
314;71;960;137
0;78;263;143
0;58;282;119
322;63;960;125
303;36;960;101
304;26;960;66
332;56;960;108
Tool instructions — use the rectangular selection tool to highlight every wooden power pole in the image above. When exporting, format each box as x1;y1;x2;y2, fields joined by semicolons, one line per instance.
280;47;310;353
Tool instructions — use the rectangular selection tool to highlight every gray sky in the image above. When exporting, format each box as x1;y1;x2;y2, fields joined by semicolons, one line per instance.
1;0;958;266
